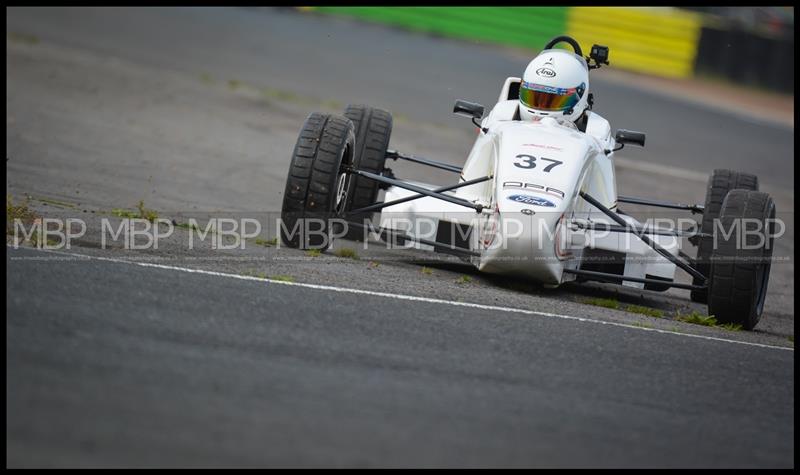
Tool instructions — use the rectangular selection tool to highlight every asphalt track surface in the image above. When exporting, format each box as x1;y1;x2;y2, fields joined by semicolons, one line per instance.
6;7;795;468
6;247;794;468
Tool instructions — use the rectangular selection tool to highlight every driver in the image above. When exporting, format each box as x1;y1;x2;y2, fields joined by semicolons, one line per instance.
518;48;590;130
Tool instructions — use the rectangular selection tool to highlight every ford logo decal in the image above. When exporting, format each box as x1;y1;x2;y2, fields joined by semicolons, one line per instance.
508;194;557;207
536;67;556;78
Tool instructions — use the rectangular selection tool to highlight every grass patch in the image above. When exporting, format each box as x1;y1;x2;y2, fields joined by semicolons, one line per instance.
580;299;684;324
456;275;472;284
242;270;267;279
676;311;717;327
200;73;214;84
30;229;56;247
228;79;241;90
393;112;410;124
137;200;158;222
334;247;359;259
7;194;39;236
305;248;322;257
676;311;741;331
271;275;295;283
788;336;794;343
582;297;620;310
112;208;139;219
7;194;37;227
583;299;662;319
254;237;279;247
8;32;39;45
35;197;76;209
28;229;60;248
625;304;663;318
321;99;343;110
261;87;306;104
719;323;743;332
421;266;433;275
110;200;158;222
7;194;61;247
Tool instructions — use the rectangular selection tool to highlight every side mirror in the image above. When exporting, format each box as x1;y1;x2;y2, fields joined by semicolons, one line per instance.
615;129;645;147
453;100;484;120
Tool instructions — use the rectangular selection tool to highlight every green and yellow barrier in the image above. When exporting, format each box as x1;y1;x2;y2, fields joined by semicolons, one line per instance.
567;7;702;78
306;7;703;79
313;7;569;51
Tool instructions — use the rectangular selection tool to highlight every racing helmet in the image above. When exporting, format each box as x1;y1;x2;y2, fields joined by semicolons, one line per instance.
519;49;589;123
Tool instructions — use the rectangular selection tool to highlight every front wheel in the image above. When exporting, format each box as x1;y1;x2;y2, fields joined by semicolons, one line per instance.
280;113;355;250
341;104;393;240
707;190;775;330
691;169;759;303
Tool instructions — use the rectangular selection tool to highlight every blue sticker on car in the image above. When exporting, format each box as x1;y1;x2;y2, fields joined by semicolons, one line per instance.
507;194;557;207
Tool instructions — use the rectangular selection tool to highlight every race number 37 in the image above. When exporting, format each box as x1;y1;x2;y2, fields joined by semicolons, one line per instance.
513;154;563;172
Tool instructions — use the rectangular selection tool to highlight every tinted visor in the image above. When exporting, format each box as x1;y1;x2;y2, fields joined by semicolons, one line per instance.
520;81;585;112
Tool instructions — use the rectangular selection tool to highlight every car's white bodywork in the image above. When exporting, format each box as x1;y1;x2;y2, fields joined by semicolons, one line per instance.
378;77;680;288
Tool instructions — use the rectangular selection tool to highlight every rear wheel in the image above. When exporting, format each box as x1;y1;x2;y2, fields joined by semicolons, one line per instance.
707;190;775;330
691;169;758;303
342;104;393;240
280;113;355;250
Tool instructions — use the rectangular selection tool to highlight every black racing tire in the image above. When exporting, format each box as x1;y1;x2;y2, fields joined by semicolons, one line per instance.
690;169;758;303
280;113;355;251
342;104;393;240
707;190;775;330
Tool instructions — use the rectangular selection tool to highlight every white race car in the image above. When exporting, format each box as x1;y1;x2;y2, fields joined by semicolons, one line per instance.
280;36;776;330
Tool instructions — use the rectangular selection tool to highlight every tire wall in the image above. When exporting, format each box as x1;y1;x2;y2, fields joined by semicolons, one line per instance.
693;23;794;93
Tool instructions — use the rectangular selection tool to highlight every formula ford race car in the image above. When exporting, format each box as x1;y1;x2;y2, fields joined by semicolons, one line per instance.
280;36;777;330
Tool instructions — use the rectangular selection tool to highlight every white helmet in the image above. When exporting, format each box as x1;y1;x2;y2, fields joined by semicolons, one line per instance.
519;49;589;123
